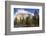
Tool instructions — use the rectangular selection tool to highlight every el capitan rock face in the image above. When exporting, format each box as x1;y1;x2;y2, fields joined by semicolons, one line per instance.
14;13;33;27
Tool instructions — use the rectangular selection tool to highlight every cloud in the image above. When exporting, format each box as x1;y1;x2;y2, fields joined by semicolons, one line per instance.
16;9;34;16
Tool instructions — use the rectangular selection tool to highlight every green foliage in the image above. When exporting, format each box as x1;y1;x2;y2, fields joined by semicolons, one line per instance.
32;15;39;26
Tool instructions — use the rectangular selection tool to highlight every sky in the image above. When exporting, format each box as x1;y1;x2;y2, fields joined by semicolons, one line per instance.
14;8;39;16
